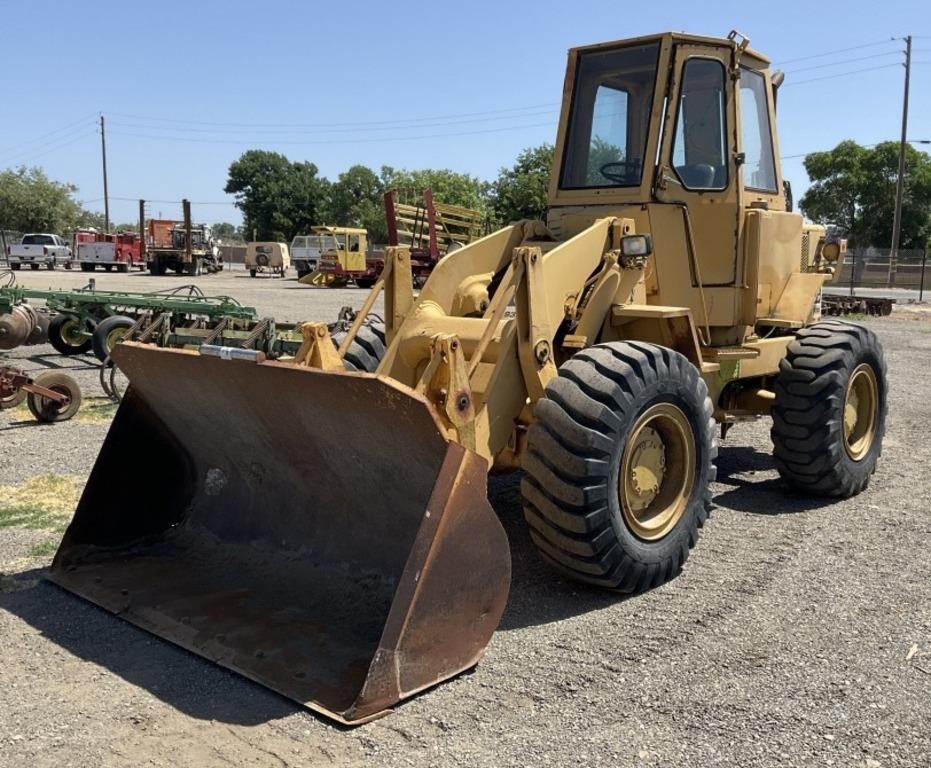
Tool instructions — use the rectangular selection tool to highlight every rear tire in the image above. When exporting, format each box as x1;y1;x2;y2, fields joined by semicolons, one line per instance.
771;320;887;497
521;341;716;593
48;314;92;355
10;263;20;271
355;277;377;289
332;323;386;372
26;371;82;423
91;315;135;363
30;263;40;270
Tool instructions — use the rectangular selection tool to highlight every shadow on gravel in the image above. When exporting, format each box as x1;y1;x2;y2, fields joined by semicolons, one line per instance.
0;420;46;431
488;473;626;631
7;352;98;371
0;569;300;726
0;447;838;722
713;445;835;516
489;445;838;631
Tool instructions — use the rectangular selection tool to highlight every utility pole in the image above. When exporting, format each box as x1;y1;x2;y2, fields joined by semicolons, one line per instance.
100;114;110;233
888;35;911;287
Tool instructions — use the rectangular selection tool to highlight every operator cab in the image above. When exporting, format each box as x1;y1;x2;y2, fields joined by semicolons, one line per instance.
550;32;784;212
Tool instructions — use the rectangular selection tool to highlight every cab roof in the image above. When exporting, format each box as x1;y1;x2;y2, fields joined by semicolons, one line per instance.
569;31;771;66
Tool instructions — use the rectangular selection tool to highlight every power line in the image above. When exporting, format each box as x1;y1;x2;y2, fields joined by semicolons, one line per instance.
106;109;558;137
784;62;901;86
774;38;898;66
107;196;236;206
107;120;556;146
105;103;559;131
784;50;902;74
0;129;97;167
0;114;97;158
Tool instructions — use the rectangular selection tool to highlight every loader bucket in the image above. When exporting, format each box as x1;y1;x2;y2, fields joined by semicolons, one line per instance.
49;343;510;725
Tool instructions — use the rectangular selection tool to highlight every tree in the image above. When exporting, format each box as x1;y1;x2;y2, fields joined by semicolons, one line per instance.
225;150;330;241
380;166;488;213
0;166;93;234
490;144;554;225
326;165;388;241
211;222;245;242
800;140;931;249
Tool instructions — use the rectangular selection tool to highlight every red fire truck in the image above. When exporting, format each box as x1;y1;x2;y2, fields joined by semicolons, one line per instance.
72;229;144;273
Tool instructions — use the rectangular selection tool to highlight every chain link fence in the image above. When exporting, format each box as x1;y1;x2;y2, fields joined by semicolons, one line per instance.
833;247;930;295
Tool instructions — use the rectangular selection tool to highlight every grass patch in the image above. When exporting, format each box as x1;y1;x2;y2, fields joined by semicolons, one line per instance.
6;395;118;425
0;474;82;532
75;396;119;424
27;539;59;558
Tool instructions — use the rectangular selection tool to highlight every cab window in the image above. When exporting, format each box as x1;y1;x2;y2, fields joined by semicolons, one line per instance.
560;43;660;189
671;58;728;190
739;68;778;192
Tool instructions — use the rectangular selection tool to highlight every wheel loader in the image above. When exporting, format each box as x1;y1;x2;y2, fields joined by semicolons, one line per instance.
49;31;887;724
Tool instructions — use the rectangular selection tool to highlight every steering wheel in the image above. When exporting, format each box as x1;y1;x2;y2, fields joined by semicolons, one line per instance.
599;161;640;184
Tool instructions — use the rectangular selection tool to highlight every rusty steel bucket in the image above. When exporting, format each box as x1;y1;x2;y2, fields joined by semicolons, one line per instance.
49;342;510;724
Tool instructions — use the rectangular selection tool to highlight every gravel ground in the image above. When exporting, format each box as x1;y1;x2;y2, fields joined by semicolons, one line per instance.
1;271;930;768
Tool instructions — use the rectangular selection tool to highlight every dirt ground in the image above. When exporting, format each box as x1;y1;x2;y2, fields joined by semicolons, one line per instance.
1;268;930;767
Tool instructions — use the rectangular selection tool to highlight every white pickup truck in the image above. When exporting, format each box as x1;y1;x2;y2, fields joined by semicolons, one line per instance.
7;233;72;271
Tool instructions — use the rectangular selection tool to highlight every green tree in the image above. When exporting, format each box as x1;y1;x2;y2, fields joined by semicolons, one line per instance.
326;165;388;241
800;140;931;249
0;166;92;234
225;150;330;241
380;167;488;213
490;144;554;225
211;222;245;242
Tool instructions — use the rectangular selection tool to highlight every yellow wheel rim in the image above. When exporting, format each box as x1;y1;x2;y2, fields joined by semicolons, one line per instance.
61;319;84;346
106;326;128;354
843;363;878;461
619;403;695;541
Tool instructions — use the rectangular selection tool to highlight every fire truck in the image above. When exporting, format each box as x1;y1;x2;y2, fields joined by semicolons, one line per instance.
72;229;143;273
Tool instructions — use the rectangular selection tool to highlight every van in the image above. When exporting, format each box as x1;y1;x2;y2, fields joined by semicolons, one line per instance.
245;242;289;277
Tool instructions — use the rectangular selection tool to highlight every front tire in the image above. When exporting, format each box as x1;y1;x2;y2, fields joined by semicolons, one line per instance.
48;314;92;355
331;323;386;372
91;315;135;362
522;341;716;593
771;320;887;497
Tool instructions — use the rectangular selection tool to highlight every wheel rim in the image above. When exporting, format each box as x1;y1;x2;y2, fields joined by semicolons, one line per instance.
619;402;695;541
106;326;128;354
843;363;878;461
60;319;85;346
46;385;71;414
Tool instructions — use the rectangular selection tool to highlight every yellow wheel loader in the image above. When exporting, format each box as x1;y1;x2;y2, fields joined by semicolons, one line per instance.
50;30;887;724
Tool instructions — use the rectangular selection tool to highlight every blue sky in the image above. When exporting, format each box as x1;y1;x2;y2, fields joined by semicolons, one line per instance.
1;0;928;226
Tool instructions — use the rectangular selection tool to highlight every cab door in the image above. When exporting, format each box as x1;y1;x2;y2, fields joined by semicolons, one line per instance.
656;43;740;289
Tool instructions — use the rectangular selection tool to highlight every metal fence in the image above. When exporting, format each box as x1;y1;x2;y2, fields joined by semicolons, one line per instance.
0;231;21;269
834;247;930;294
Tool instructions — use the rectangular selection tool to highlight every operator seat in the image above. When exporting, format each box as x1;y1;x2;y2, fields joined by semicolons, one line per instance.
675;164;716;189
